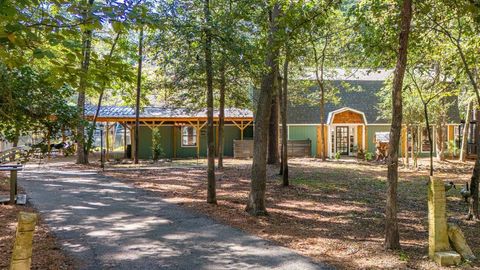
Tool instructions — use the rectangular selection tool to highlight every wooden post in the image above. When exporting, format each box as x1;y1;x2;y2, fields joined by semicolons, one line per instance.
10;170;17;204
196;120;200;159
111;123;116;157
105;122;110;161
240;120;244;140
173;125;177;159
428;177;461;266
215;123;219;156
130;125;135;160
10;212;38;270
123;122;127;158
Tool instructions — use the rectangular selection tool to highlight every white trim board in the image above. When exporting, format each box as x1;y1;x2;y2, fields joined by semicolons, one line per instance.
326;107;368;125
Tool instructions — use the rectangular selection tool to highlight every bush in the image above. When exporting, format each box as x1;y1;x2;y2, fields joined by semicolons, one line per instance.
365;152;374;161
151;127;165;161
334;152;341;160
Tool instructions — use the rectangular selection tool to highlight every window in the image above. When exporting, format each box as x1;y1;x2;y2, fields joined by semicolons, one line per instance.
182;126;197;147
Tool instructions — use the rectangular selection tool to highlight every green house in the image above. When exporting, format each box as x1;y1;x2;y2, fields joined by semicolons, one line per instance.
85;106;254;159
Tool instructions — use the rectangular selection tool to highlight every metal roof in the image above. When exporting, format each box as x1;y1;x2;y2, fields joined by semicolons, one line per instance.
84;105;253;119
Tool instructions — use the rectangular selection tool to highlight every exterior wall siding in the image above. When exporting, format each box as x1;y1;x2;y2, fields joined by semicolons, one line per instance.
288;125;317;157
137;125;244;159
365;125;390;154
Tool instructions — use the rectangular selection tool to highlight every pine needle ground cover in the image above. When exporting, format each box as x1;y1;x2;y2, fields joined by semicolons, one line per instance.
101;158;479;269
0;176;73;270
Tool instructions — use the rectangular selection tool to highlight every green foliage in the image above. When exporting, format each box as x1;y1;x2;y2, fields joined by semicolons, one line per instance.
151;127;164;161
334;152;341;160
398;250;410;262
0;64;78;142
446;140;458;157
365;152;374;161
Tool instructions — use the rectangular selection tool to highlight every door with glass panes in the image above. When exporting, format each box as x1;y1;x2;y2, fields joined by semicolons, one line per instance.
335;126;349;155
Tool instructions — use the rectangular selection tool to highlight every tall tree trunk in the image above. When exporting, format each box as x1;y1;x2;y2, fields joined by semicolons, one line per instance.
460;101;472;161
267;67;280;165
204;0;216;204
410;126;415;167
423;104;434;176
279;71;283;174
385;0;412;250
217;63;226;170
246;4;280;216
76;0;95;165
405;125;410;167
451;34;480;219
85;33;121;155
280;47;289;186
134;25;143;164
468;110;480;220
310;35;328;160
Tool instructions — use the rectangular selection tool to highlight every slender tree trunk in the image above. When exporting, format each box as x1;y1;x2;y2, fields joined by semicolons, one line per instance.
460;102;472;161
204;0;216;204
423;104;434;176
450;35;480;219
218;62;226;170
415;129;420;168
385;0;412;250
410;126;415;167
405;125;410;167
76;0;95;165
267;67;280;165
134;25;143;164
280;47;289;186
468;110;480;220
310;35;328;160
279;69;284;175
86;33;121;155
246;4;280;216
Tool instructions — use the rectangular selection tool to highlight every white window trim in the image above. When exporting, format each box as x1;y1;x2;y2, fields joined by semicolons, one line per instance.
329;124;362;156
181;126;197;148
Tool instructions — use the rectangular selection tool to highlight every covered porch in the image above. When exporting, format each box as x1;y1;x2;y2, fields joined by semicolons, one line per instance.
325;107;367;158
85;106;254;160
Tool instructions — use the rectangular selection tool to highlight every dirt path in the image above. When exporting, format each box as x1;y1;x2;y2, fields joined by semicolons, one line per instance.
19;161;331;270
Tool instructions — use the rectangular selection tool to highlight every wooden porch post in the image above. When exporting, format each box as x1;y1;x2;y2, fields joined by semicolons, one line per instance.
105;122;110;161
111;123;117;157
123;122;127;158
215;123;219;156
240;120;244;140
173;124;177;158
130;125;135;160
196;120;200;159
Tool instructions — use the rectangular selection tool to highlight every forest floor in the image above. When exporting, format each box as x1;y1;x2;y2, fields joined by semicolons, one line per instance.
0;176;73;270
100;157;480;270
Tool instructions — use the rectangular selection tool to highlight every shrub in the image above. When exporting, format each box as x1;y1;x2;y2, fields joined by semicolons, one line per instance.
365;152;374;161
151;127;165;161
